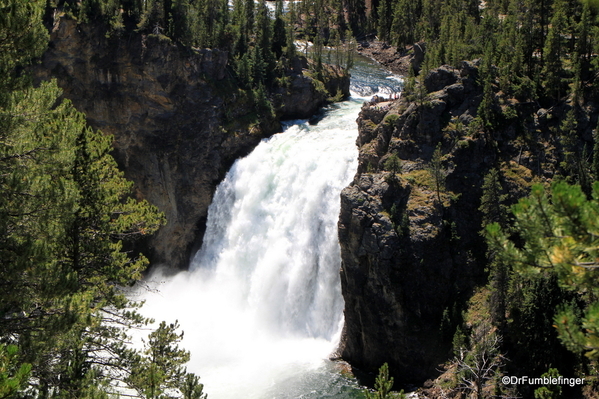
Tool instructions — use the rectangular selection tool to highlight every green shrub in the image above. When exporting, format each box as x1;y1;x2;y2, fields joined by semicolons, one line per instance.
383;154;402;173
383;113;400;126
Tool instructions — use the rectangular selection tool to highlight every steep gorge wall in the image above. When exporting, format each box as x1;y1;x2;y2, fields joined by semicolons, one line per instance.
36;17;349;270
337;61;599;385
338;63;488;384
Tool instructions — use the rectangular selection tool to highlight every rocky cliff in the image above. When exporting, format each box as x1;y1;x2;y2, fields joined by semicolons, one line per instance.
337;60;599;386
36;16;349;270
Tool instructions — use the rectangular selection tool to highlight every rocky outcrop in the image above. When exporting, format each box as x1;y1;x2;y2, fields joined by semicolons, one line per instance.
339;62;555;384
337;62;485;384
336;59;599;386
36;16;349;270
357;41;426;75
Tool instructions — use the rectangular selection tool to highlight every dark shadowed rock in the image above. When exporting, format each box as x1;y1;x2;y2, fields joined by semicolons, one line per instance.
338;58;599;389
36;17;349;270
338;63;491;385
424;66;458;93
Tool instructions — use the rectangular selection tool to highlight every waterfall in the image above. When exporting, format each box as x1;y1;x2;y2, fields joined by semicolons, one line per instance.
137;52;402;398
139;99;363;398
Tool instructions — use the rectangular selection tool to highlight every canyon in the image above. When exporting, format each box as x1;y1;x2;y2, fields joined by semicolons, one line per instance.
36;16;349;270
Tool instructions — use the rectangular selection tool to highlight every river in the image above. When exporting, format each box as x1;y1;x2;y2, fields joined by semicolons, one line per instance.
137;54;402;399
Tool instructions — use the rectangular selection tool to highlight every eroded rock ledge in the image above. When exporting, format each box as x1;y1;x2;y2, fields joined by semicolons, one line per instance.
336;59;599;386
337;62;485;385
36;17;349;270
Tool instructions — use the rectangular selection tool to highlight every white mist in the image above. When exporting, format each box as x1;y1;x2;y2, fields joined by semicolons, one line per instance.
138;99;363;399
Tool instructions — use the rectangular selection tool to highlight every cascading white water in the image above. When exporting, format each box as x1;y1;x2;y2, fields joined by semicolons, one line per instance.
138;52;403;398
139;100;363;398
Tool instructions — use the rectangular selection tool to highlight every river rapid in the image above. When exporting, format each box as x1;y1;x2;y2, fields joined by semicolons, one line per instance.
137;54;402;399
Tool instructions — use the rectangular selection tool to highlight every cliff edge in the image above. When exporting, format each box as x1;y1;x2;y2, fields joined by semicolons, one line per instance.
36;16;349;270
337;60;599;386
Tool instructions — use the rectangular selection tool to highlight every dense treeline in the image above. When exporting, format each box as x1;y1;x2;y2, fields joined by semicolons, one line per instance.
363;0;599;395
370;0;599;107
1;1;208;398
50;0;357;93
53;0;294;91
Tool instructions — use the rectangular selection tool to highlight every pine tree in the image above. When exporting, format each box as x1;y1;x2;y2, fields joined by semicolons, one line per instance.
255;0;275;83
0;345;31;398
592;126;599;181
542;0;567;100
0;0;48;104
377;0;392;42
285;0;297;60
170;0;192;45
559;108;579;180
272;0;286;58
577;1;592;61
244;0;255;35
1;79;166;395
428;143;446;205
364;363;405;399
477;42;498;132
486;182;599;360
138;0;166;34
479;169;507;229
391;0;419;49
128;321;206;399
0;3;195;395
480;170;510;329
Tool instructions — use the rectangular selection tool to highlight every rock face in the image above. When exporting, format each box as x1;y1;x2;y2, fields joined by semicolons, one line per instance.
338;63;485;384
357;41;426;75
37;17;349;270
338;58;599;386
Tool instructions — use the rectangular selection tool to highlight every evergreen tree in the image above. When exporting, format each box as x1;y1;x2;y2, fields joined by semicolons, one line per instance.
542;0;568;100
285;0;298;60
364;363;405;399
0;2;217;396
558;108;589;191
0;0;48;103
428;143;446;205
479;169;507;229
0;345;31;398
391;0;419;49
128;321;206;399
1;79;166;395
477;42;498;131
486;182;599;360
272;0;286;58
138;0;165;34
577;1;593;61
377;0;392;42
479;168;510;338
255;0;275;83
170;0;192;45
592;126;599;181
244;0;255;35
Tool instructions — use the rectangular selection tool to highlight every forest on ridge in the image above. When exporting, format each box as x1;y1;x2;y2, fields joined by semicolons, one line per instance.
2;0;599;398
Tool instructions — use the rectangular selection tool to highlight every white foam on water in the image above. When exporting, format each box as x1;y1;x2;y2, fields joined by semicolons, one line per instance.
137;100;362;399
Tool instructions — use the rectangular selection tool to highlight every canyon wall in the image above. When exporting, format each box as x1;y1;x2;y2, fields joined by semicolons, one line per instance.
36;17;349;270
337;60;599;385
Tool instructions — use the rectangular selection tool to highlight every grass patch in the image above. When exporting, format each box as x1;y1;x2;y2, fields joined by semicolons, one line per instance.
464;287;491;329
403;169;432;187
502;161;533;188
406;186;433;212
